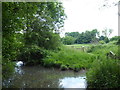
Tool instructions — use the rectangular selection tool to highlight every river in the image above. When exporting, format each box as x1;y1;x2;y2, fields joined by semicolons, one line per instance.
3;61;87;88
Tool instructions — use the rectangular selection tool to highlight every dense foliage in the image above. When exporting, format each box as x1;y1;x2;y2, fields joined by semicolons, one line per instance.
62;29;99;45
18;45;48;65
65;32;80;38
2;2;66;80
61;36;75;45
87;59;120;88
61;29;116;45
86;44;120;88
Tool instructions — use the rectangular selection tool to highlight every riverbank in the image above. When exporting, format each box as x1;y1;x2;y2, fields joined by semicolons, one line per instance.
42;43;120;88
3;43;120;88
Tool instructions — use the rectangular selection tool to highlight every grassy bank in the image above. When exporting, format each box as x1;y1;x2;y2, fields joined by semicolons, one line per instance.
4;41;119;88
42;46;96;71
43;43;120;88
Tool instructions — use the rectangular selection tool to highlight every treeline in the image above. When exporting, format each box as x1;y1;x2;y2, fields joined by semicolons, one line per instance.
61;29;120;45
2;2;66;80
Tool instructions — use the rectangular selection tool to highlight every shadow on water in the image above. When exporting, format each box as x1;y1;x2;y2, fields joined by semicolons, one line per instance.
3;61;87;88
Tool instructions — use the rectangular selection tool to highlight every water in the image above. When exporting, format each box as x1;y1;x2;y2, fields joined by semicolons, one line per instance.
3;61;87;88
59;76;86;88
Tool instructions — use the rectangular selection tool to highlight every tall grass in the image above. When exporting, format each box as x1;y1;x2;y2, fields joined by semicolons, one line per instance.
86;44;120;88
87;44;118;54
43;46;96;70
86;59;120;88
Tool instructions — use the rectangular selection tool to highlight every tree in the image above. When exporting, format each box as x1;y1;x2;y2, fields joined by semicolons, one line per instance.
110;36;120;41
102;28;113;38
2;2;66;80
24;2;66;50
62;36;76;45
99;36;106;41
75;29;99;44
65;32;80;38
101;28;113;43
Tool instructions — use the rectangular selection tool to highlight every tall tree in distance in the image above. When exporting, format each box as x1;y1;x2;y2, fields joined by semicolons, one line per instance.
65;32;80;38
101;28;113;43
102;28;113;38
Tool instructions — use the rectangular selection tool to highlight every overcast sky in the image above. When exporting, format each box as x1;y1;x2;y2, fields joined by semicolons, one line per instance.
61;0;118;38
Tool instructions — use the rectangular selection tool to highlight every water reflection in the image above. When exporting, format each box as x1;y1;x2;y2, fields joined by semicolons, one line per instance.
3;62;87;88
16;61;24;67
15;67;24;75
15;61;24;74
59;76;87;88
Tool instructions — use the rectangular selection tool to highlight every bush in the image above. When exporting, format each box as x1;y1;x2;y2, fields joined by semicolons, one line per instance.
99;40;105;44
87;44;118;56
2;59;15;80
86;59;120;88
110;36;120;41
18;45;48;65
104;37;109;43
60;65;68;70
61;36;76;45
116;38;120;45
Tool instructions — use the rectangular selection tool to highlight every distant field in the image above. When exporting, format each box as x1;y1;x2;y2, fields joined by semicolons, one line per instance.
66;44;95;50
66;43;116;47
66;44;92;47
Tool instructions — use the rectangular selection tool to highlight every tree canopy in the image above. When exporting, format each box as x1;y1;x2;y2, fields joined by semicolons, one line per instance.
2;2;66;79
62;29;99;45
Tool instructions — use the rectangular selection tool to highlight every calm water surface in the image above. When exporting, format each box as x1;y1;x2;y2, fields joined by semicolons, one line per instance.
3;61;87;88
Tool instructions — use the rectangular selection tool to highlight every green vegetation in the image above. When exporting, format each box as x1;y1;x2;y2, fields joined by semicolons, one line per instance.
61;36;76;45
2;60;15;80
61;29;116;45
2;1;120;89
43;46;96;70
61;29;99;44
87;59;120;88
2;2;66;81
18;45;48;65
86;44;120;88
42;42;120;88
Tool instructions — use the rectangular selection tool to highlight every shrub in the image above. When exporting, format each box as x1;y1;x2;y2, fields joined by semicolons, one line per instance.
104;37;109;43
61;36;76;45
116;38;120;45
18;45;47;65
86;59;120;88
2;59;15;80
110;36;120;41
60;65;68;70
99;40;105;44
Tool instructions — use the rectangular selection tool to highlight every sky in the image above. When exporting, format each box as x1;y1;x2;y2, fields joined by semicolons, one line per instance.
61;0;118;38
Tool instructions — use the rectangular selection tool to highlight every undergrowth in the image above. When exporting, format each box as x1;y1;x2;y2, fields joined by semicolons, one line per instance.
86;59;120;88
86;44;120;88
